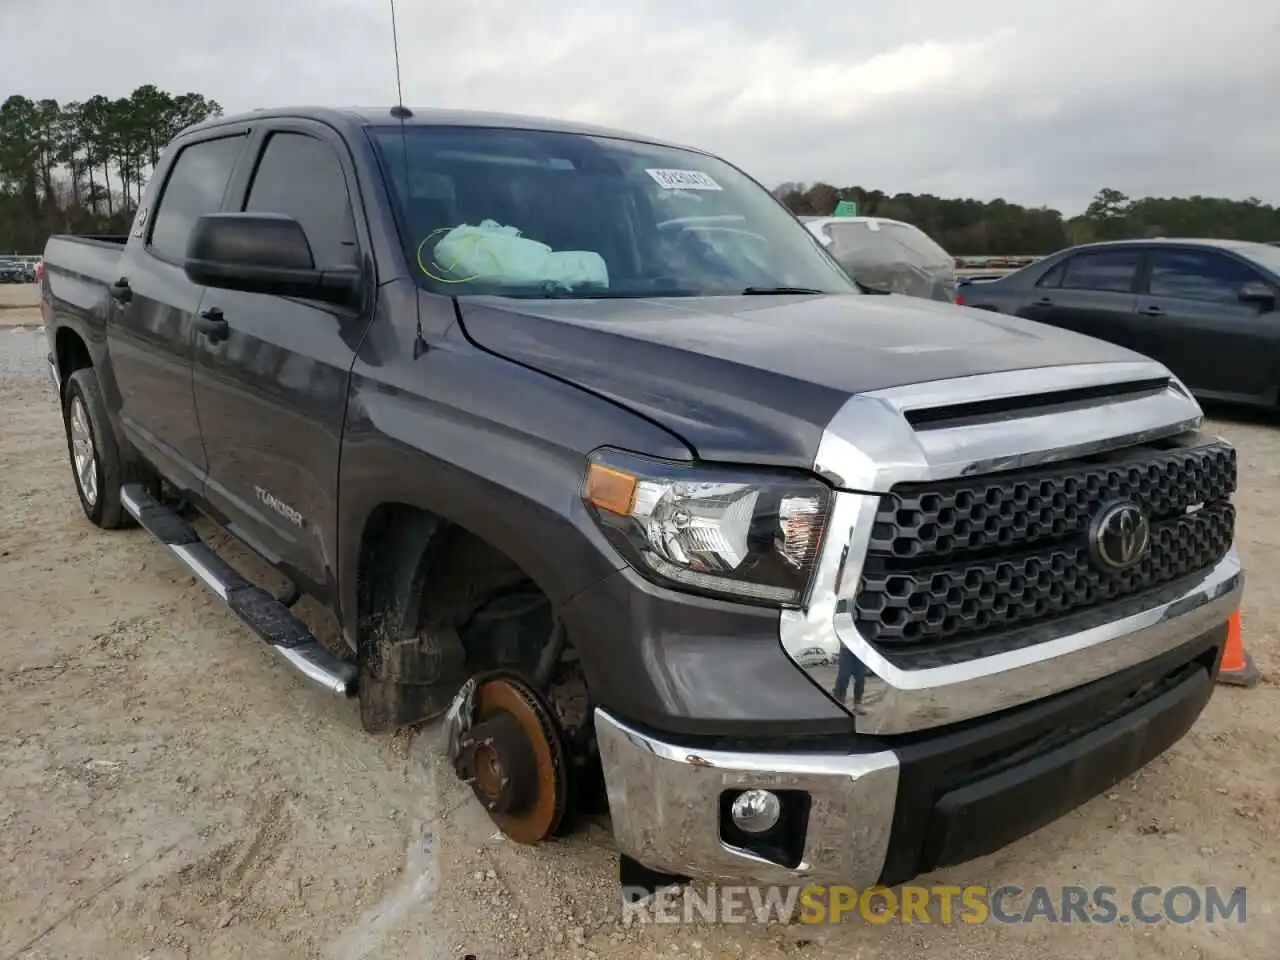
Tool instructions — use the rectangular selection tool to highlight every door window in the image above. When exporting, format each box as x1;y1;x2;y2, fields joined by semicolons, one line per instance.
148;135;247;261
1036;261;1066;287
1060;250;1141;292
1147;250;1263;304
244;132;359;268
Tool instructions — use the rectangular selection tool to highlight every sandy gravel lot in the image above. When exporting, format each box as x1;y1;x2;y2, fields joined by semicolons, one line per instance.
0;290;1276;958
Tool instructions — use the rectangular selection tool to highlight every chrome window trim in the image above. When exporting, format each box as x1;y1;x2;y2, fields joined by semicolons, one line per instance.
783;360;1240;734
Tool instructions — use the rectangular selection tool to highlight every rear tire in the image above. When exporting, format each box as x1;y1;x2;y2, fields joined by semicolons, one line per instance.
62;367;143;530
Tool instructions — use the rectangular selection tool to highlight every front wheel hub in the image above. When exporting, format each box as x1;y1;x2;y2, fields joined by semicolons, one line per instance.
450;674;569;844
459;711;539;815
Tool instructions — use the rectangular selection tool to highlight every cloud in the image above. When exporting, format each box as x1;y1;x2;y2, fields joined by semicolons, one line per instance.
2;0;1277;212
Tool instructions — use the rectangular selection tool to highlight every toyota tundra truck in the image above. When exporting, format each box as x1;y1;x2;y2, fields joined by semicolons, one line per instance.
41;106;1242;891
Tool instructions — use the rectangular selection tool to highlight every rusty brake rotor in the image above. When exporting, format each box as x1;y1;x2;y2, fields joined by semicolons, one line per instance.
452;673;569;844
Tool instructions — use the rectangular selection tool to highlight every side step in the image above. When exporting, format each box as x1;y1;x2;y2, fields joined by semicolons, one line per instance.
120;484;358;697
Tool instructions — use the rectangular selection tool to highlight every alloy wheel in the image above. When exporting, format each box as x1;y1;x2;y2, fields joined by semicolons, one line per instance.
69;395;98;507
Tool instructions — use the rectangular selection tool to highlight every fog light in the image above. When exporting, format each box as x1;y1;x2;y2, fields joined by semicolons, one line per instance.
730;789;782;834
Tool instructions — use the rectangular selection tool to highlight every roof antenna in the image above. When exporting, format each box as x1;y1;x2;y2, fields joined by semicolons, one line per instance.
388;0;412;121
387;0;426;358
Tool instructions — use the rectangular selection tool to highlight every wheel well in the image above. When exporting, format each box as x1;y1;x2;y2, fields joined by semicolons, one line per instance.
55;327;92;385
355;503;573;728
356;504;604;817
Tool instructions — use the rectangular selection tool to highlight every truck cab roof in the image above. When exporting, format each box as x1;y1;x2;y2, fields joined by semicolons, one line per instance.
185;105;696;153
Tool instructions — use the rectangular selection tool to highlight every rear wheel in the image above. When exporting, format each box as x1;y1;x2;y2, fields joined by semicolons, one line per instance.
62;367;140;529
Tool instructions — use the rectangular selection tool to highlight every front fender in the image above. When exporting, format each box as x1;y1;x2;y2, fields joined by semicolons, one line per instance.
336;317;694;644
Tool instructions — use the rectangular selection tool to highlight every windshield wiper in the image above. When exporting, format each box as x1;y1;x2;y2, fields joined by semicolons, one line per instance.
740;286;824;295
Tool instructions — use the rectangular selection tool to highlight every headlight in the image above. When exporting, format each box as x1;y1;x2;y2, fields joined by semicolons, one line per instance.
582;449;832;607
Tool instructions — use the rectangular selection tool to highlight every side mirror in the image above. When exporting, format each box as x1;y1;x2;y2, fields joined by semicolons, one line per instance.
184;213;362;306
1239;281;1276;309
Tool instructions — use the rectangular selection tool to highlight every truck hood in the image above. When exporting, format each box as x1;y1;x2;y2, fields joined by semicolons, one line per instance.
453;292;1148;470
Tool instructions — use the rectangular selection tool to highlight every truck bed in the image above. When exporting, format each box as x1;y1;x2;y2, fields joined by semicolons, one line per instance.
44;235;127;275
42;235;129;333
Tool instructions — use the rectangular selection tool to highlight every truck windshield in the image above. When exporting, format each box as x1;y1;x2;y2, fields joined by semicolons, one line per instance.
368;125;857;299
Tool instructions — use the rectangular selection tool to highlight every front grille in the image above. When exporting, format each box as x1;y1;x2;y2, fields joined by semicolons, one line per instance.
852;439;1236;647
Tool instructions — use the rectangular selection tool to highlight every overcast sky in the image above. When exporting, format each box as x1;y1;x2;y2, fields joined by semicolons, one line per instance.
3;0;1277;214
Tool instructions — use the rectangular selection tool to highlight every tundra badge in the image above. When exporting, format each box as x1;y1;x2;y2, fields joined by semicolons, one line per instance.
255;486;304;527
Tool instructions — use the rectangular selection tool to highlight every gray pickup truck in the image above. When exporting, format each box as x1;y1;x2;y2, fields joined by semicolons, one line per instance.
41;106;1242;892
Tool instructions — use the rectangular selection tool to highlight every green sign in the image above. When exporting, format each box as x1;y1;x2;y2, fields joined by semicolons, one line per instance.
832;200;859;217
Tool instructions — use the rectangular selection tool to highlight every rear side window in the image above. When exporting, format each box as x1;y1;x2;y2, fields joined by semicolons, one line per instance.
244;132;359;268
1036;262;1066;287
1147;250;1262;303
1060;250;1141;293
148;135;247;262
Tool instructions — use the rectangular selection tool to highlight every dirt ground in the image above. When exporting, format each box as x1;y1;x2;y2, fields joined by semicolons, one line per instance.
1;284;1277;958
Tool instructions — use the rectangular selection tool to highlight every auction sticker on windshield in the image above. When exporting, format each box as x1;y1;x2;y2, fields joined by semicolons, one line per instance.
646;168;723;191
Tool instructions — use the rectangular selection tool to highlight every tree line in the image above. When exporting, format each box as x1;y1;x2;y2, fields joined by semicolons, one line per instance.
3;89;1279;257
773;183;1280;256
0;87;222;253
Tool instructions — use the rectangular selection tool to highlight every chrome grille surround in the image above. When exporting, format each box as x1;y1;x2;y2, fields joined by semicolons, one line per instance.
780;361;1244;735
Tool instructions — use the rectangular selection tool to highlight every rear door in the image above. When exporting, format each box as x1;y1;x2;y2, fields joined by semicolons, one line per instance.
191;121;374;599
109;131;250;493
1015;258;1067;325
1133;248;1280;398
1028;248;1143;346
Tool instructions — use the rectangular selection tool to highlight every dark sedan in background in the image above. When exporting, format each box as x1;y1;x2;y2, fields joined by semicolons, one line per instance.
958;238;1280;408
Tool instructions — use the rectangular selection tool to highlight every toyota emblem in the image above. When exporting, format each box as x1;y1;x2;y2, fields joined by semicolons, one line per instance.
1088;500;1151;571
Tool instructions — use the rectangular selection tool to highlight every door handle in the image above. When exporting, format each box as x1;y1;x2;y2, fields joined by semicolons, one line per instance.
1139;305;1165;317
195;307;229;342
109;278;132;303
1034;296;1053;306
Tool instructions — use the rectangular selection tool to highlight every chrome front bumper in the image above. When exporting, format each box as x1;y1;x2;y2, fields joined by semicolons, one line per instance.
595;707;899;887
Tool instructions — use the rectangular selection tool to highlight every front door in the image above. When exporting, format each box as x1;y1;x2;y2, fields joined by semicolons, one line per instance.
1134;248;1279;398
191;123;374;599
108;132;249;493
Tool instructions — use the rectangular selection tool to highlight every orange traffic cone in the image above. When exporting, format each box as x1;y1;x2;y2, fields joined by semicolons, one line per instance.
1217;610;1259;687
